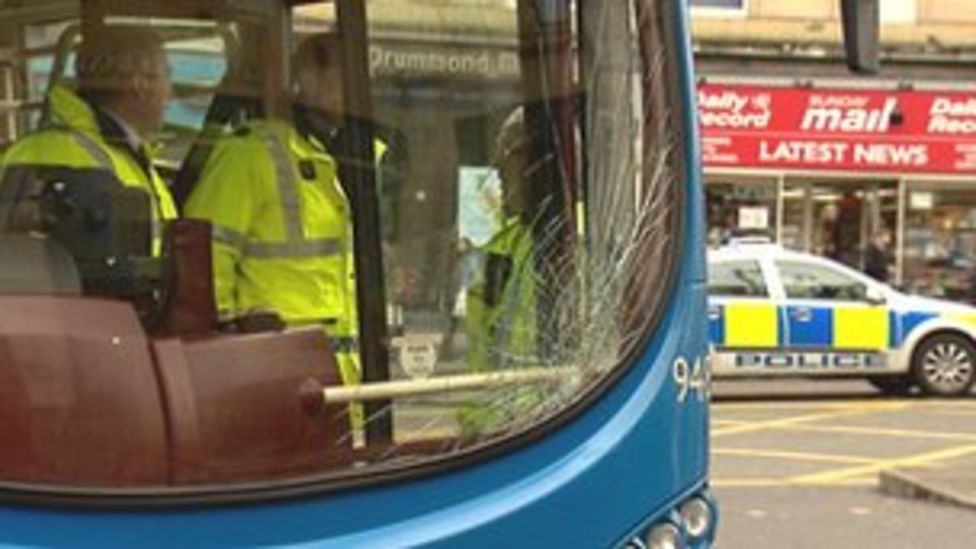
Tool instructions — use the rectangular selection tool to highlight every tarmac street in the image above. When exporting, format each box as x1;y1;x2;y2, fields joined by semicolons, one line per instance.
711;379;976;549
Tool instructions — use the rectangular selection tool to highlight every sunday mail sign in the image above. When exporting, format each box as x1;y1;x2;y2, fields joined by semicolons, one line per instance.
698;84;976;175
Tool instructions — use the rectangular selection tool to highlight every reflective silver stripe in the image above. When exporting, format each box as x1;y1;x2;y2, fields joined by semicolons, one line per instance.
213;224;341;258
63;128;113;170
152;219;163;243
240;126;346;260
211;224;249;250
259;128;304;242
244;238;342;259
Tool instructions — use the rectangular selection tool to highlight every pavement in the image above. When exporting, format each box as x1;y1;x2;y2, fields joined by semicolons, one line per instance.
880;458;976;511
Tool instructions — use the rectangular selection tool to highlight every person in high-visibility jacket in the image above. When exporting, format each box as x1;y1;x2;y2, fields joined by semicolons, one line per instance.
460;107;543;436
466;107;540;370
184;34;372;430
0;26;178;250
465;219;537;371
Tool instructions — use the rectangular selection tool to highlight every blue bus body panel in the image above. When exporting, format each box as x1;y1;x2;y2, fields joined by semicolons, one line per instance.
0;0;709;546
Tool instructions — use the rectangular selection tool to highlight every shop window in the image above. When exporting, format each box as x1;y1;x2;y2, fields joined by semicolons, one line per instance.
778;261;868;301
708;260;767;297
903;186;976;302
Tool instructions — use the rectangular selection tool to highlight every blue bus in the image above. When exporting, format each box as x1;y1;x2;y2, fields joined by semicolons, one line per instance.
0;0;876;546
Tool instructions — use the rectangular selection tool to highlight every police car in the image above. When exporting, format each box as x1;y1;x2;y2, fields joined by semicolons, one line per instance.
708;239;976;396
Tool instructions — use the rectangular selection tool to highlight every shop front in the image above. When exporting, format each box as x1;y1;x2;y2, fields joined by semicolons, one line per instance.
699;81;976;300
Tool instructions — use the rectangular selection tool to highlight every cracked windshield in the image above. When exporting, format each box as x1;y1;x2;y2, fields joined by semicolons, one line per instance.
0;0;675;488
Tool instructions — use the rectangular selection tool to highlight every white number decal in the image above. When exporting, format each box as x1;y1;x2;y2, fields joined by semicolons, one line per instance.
673;355;709;403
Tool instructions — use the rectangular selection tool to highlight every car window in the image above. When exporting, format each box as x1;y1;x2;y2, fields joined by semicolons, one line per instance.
777;260;868;301
708;260;768;297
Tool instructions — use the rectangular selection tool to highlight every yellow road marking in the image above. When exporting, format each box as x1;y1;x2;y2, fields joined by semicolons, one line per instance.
789;441;976;485
713;400;907;411
921;400;976;408
713;447;876;465
712;419;749;426
712;399;976;489
926;409;976;417
712;478;789;488
712;477;876;488
712;402;910;437
769;423;976;442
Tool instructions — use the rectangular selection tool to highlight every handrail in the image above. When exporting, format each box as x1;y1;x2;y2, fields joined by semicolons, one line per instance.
301;366;578;408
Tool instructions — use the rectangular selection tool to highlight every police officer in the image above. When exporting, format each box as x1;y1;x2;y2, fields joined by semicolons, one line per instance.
466;107;539;371
1;26;178;250
460;107;543;436
184;34;366;426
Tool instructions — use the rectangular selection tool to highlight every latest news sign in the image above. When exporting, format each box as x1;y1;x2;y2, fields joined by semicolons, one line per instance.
698;84;976;175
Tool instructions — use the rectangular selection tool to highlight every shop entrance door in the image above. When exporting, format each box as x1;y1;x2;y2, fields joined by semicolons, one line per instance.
780;180;898;274
706;178;778;247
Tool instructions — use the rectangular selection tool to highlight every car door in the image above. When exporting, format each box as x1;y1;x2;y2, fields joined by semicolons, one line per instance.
774;259;890;370
707;259;781;373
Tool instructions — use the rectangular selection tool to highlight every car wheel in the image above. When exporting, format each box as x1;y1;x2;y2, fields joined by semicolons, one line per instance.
912;333;976;397
866;376;914;396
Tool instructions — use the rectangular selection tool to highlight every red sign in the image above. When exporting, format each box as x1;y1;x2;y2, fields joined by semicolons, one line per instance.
698;84;976;175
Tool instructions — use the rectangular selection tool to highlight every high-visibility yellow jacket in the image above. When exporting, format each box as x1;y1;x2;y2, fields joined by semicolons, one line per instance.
459;216;542;436
185;119;358;332
465;216;538;371
0;84;178;252
185;118;382;430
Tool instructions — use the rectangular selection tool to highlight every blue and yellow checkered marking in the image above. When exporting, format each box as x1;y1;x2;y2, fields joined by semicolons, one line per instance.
711;302;894;351
709;307;725;345
787;305;888;350
709;300;965;354
833;306;888;350
891;310;937;348
721;303;779;348
787;306;832;347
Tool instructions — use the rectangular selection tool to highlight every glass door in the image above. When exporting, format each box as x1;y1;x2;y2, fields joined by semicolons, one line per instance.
706;177;778;246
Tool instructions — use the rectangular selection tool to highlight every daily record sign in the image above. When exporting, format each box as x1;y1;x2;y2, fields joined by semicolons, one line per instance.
698;84;976;175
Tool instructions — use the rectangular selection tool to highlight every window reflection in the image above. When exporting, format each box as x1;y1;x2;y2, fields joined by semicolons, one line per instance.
778;261;868;301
